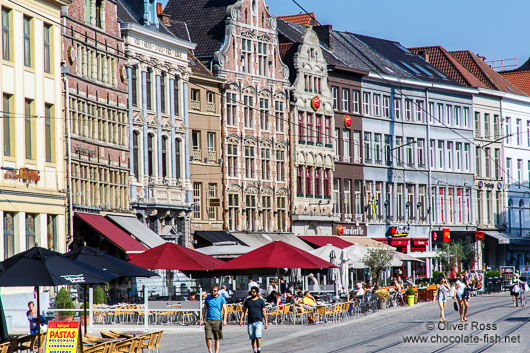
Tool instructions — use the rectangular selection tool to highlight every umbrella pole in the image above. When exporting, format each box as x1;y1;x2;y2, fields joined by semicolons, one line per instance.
83;285;87;337
36;286;40;339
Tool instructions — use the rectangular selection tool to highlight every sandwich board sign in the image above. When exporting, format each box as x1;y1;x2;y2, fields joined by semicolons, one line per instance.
44;321;80;353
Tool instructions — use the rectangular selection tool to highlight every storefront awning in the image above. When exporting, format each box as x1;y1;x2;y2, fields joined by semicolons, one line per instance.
194;231;241;245
299;236;353;249
75;213;147;254
340;236;396;250
485;231;518;245
230;232;314;252
107;215;165;249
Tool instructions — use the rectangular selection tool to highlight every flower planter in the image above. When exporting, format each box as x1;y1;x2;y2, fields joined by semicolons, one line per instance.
378;300;387;310
406;295;415;306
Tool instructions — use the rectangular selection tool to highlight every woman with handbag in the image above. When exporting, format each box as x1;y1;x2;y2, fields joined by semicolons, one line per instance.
510;273;523;307
455;273;469;322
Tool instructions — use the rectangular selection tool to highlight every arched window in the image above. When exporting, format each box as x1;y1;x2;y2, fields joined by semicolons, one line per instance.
133;130;140;177
147;133;155;176
162;135;168;178
175;138;181;179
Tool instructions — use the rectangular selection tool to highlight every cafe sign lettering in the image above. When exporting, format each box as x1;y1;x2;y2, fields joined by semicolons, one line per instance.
4;168;40;183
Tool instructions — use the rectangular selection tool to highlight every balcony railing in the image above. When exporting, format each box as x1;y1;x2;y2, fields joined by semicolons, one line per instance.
208;151;216;162
191;149;201;161
206;102;215;113
190;100;200;111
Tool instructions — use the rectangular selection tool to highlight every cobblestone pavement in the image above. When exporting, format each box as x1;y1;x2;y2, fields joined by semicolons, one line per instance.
157;293;530;353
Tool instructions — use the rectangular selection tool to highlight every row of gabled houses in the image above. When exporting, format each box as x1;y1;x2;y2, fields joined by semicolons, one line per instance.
2;0;530;283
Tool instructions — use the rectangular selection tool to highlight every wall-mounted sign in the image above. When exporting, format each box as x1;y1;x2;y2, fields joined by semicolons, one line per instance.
475;231;484;241
387;226;408;237
335;224;365;236
497;182;503;190
413;240;429;246
336;225;344;235
311;96;321;111
209;198;221;207
443;228;450;242
344;115;352;129
3;168;40;183
68;46;76;65
390;239;408;246
433;232;437;241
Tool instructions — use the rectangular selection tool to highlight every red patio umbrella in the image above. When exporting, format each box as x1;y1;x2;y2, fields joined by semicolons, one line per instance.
129;242;223;271
215;241;338;270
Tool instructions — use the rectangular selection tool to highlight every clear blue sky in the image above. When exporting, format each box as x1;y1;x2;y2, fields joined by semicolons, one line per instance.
266;0;528;68
161;0;529;69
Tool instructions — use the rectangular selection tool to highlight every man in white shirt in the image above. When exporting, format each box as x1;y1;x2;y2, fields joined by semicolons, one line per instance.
219;285;230;301
248;278;259;292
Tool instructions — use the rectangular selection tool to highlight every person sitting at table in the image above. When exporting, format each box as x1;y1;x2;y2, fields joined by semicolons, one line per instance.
189;293;198;301
266;291;281;306
219;285;231;302
283;291;295;305
295;291;304;305
406;277;415;288
393;278;403;293
302;291;316;306
355;283;365;297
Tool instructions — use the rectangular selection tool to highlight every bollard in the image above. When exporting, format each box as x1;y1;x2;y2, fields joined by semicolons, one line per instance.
144;285;148;331
89;287;94;330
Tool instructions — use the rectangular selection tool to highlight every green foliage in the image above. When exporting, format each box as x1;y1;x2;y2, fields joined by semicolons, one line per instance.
55;288;75;316
405;287;415;296
433;271;445;283
486;270;501;278
94;286;107;305
362;246;394;285
435;239;477;272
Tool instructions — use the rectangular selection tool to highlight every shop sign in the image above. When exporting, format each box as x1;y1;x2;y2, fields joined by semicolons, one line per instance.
209;198;221;207
413;240;428;246
344;115;352;129
520;265;530;276
390;239;408;246
475;231;484;241
387;226;408;237
311;96;321;111
336;224;365;236
44;321;80;352
433;232;437;241
443;228;450;242
3;168;40;183
500;266;515;282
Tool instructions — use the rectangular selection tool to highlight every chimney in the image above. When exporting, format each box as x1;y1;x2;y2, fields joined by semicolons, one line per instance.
476;54;486;61
417;50;430;63
313;24;333;51
157;3;171;26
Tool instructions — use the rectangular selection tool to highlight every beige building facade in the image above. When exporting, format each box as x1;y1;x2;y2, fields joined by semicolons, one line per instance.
0;0;67;260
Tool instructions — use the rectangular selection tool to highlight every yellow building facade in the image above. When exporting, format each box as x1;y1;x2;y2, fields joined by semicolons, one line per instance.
0;0;68;261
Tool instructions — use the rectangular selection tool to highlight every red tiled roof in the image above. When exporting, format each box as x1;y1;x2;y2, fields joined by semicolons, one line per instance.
409;46;487;88
501;70;530;96
449;50;525;95
188;51;213;77
277;12;318;26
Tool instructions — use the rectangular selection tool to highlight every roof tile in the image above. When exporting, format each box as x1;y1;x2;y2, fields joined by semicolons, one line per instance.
277;12;318;26
449;50;525;95
501;71;530;96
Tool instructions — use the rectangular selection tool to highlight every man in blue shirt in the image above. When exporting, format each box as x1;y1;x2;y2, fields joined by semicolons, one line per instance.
200;285;228;353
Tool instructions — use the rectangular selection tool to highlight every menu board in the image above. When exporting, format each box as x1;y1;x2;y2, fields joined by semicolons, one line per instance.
44;321;80;353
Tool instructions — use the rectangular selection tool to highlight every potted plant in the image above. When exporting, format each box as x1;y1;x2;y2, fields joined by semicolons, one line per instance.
54;287;76;321
375;289;390;310
94;286;107;305
405;287;415;307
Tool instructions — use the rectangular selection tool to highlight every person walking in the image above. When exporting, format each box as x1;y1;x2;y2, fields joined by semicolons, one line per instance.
510;272;524;307
433;277;451;322
454;273;469;322
200;285;228;353
240;286;267;353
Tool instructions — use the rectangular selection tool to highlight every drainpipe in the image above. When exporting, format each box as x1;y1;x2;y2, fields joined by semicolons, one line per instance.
220;85;227;231
63;73;74;250
425;88;433;277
